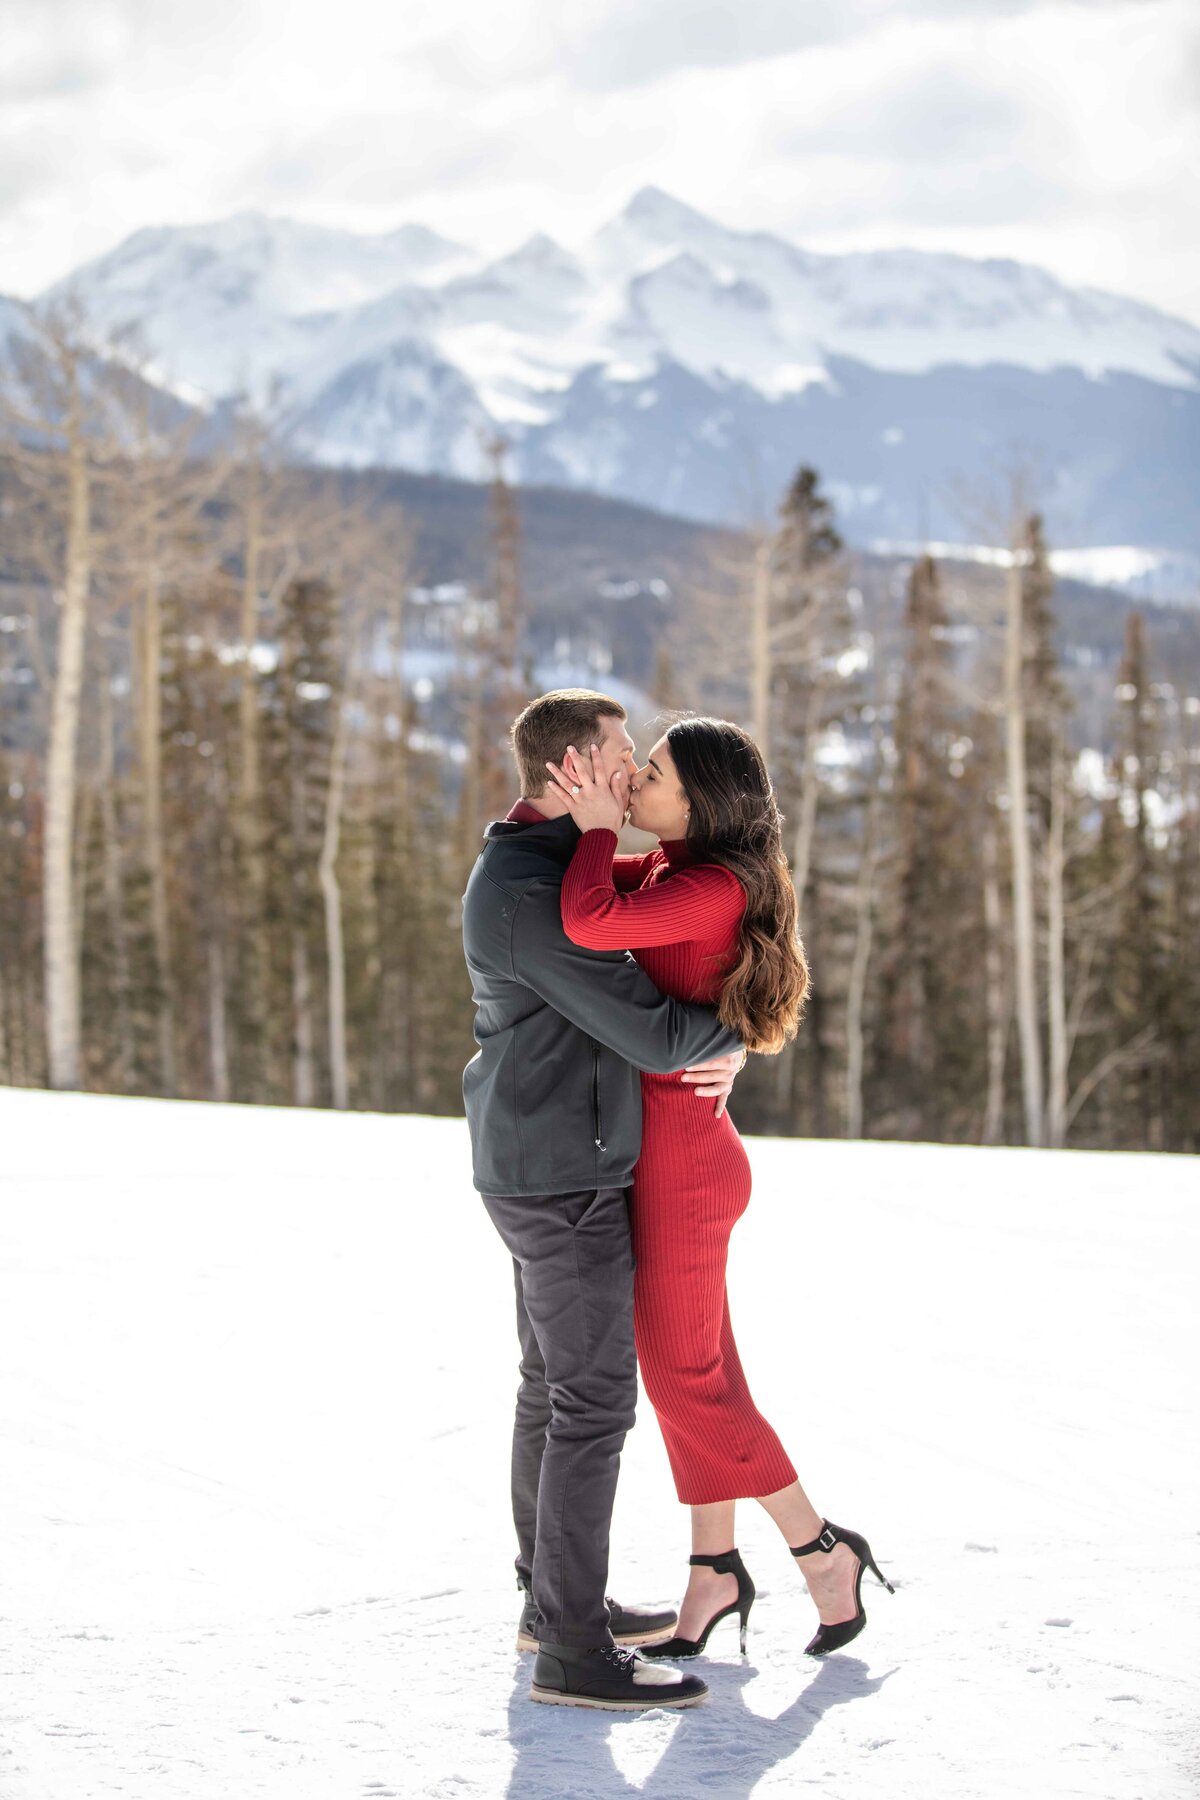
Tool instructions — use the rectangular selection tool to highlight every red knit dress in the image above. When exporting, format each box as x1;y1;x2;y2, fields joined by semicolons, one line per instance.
561;827;798;1506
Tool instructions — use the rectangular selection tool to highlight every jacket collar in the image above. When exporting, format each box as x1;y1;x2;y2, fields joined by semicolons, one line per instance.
483;807;581;868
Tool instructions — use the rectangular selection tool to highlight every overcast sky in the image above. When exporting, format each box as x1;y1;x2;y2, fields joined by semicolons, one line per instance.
2;0;1197;321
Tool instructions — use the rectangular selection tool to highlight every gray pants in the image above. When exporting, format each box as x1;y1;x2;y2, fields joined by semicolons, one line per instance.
482;1187;637;1649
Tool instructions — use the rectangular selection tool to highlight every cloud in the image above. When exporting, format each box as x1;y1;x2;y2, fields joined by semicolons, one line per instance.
0;4;128;104
540;0;1158;94
782;65;1026;165
0;0;1195;328
0;52;115;102
242;113;514;208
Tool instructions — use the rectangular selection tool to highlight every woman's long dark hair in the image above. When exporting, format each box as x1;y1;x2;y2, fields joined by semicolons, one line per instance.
666;716;809;1055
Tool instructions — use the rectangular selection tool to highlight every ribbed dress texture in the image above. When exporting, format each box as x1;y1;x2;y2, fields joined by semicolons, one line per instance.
561;827;798;1505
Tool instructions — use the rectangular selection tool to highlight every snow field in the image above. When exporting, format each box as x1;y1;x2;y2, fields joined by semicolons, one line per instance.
0;1088;1196;1799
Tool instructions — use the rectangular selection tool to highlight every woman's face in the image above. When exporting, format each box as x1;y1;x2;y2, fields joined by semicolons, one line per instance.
627;735;691;841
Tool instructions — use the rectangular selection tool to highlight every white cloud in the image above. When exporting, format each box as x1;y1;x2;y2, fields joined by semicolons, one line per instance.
0;0;1195;326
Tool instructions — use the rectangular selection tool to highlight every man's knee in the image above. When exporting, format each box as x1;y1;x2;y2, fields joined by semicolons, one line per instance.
548;1364;638;1438
515;1381;552;1433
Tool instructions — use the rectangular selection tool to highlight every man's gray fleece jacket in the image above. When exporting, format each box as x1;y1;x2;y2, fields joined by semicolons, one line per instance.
461;810;742;1196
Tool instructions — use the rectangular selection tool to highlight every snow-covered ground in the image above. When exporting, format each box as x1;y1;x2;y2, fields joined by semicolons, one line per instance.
1;1088;1196;1800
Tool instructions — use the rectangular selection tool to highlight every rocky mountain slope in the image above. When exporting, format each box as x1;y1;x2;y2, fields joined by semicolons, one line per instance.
8;187;1200;563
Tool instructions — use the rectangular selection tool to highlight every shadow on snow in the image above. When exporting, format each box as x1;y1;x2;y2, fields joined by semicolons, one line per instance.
503;1653;894;1799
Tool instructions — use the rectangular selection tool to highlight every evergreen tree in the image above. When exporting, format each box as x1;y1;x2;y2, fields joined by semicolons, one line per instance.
768;468;861;1137
875;555;980;1136
0;751;45;1087
1160;688;1200;1150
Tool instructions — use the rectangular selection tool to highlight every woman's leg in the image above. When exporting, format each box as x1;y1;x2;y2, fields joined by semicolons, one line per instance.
756;1481;862;1626
675;1500;739;1640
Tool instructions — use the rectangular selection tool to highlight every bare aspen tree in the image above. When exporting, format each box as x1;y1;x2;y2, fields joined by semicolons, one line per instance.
227;405;299;1089
51;404;90;1088
96;651;134;1086
367;507;413;1094
135;572;203;1092
1107;611;1166;1144
198;672;234;1107
749;532;772;758
135;506;176;1089
361;513;416;1105
385;560;411;823
208;935;230;1103
318;727;350;1108
788;682;828;919
486;432;523;686
1003;534;1044;1145
481;433;525;830
456;614;488;875
114;357;226;1094
239;436;264;807
318;656;353;1111
1065;1024;1158;1134
0;303;116;1088
845;716;885;1139
981;815;1008;1143
454;436;526;873
288;490;407;1111
1044;737;1069;1146
291;928;315;1106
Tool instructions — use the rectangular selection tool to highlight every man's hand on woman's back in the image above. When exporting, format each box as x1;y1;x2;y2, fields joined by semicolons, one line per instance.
680;1050;746;1119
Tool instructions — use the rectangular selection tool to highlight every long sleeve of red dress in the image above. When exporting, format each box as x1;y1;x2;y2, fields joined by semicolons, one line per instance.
562;829;745;950
610;850;663;891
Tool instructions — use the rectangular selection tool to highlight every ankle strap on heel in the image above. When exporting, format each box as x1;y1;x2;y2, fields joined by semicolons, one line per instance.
790;1522;838;1557
688;1549;742;1574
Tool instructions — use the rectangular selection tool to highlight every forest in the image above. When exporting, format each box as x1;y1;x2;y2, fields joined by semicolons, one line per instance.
1;305;1197;1152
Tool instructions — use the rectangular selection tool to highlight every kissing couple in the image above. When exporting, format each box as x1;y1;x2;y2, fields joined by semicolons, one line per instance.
462;688;893;1712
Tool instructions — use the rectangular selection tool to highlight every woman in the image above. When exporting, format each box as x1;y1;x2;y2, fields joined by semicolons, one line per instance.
546;716;893;1659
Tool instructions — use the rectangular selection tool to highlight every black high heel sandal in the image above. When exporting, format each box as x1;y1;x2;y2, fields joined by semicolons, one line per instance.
640;1549;755;1660
790;1520;895;1656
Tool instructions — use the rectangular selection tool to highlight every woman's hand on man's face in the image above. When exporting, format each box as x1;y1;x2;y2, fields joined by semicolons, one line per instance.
546;744;628;833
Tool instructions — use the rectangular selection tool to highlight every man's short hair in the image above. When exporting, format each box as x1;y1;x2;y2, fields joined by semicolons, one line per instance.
511;689;627;797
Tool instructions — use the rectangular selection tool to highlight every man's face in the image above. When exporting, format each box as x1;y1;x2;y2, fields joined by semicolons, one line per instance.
593;713;638;807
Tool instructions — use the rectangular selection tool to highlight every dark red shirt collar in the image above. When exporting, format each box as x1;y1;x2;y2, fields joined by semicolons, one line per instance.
506;799;548;826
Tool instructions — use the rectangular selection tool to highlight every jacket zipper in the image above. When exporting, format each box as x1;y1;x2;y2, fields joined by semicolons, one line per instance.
591;1041;606;1152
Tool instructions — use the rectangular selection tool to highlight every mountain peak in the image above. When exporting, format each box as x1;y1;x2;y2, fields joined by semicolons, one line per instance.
619;186;716;234
501;232;575;268
380;220;471;261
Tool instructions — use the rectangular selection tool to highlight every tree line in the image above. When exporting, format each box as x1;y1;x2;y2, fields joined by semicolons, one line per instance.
664;470;1199;1151
1;305;1196;1150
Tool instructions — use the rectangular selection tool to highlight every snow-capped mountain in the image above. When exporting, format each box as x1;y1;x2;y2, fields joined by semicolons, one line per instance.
26;189;1200;558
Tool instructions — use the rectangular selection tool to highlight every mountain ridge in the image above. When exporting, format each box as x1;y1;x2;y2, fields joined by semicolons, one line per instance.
9;190;1200;559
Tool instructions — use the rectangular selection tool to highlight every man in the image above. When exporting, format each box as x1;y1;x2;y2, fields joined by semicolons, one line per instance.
462;688;744;1712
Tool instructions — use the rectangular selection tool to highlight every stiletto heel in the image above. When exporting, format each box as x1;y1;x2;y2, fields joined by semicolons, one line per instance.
790;1520;895;1657
640;1549;755;1660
